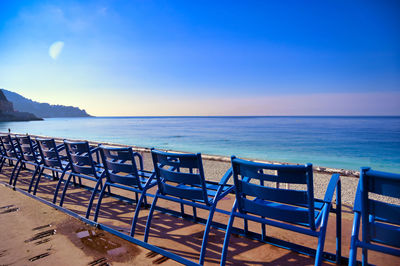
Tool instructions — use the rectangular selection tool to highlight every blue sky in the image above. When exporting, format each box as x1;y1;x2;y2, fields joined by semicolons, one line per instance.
0;0;399;115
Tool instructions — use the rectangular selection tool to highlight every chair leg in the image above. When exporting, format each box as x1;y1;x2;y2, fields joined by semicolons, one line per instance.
192;203;197;221
33;167;45;195
9;160;20;185
59;173;74;207
199;205;217;265
130;189;150;237
349;212;360;266
85;178;104;219
244;215;249;235
25;166;40;191
12;161;23;187
143;192;160;243
28;166;41;193
52;170;69;204
362;247;368;266
220;201;237;266
54;171;59;181
0;157;6;172
315;206;330;266
93;183;109;222
336;181;342;263
180;201;185;217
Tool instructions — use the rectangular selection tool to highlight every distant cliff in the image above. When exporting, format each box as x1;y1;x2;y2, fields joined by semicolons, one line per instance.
0;90;42;121
2;89;91;118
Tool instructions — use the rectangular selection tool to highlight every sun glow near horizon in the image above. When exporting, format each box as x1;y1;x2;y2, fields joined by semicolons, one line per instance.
11;89;398;117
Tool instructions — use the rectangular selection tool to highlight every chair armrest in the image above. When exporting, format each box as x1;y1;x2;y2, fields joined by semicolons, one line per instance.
132;152;144;171
218;168;233;186
323;173;341;203
353;182;362;212
143;172;157;188
213;168;234;202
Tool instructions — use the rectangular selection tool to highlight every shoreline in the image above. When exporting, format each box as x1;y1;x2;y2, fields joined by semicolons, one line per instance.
10;132;360;178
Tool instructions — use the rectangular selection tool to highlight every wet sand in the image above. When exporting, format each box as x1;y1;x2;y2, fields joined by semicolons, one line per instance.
0;183;176;266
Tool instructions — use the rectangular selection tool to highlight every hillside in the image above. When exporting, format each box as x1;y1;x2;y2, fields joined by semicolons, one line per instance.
2;89;91;118
0;90;42;122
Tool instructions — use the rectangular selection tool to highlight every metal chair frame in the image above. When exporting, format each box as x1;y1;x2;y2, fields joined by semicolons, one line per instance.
55;140;105;209
91;146;156;238
145;149;234;265
0;134;21;185
0;136;8;171
34;138;71;195
349;167;400;265
12;135;42;189
220;157;341;266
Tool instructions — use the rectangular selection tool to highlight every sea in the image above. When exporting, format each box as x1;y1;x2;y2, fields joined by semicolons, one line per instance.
1;116;399;173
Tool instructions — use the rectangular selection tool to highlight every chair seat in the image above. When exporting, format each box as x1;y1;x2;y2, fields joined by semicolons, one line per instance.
252;198;321;227
167;182;232;204
108;170;156;188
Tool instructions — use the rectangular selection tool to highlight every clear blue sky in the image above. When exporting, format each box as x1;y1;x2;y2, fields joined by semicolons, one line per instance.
0;0;399;115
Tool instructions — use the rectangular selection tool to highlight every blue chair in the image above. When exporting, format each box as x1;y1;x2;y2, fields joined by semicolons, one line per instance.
0;135;8;172
349;167;400;265
55;140;105;210
220;157;341;266
0;134;21;185
34;138;70;195
13;135;42;189
144;149;234;265
91;146;156;238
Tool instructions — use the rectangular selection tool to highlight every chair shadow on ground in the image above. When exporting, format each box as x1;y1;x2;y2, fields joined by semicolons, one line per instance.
0;166;326;265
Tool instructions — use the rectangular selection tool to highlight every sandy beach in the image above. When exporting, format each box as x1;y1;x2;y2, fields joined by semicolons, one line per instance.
0;182;178;266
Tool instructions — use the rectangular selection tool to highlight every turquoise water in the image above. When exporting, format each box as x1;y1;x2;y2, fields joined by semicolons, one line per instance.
1;116;399;172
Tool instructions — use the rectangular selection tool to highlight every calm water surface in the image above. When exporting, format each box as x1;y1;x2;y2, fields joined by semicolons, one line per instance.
1;116;399;172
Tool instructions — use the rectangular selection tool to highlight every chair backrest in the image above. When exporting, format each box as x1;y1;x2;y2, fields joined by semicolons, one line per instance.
16;135;40;163
356;167;400;248
36;138;64;168
231;157;316;230
151;149;209;205
99;146;142;188
0;134;18;158
64;140;97;176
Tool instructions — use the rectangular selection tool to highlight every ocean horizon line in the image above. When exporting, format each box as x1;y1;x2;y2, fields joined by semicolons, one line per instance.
46;115;400;119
